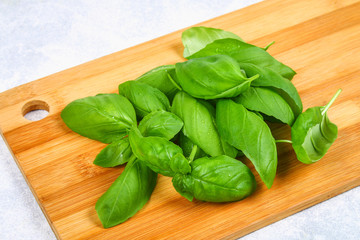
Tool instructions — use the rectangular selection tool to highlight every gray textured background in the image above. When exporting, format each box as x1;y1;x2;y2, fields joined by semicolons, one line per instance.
0;1;359;239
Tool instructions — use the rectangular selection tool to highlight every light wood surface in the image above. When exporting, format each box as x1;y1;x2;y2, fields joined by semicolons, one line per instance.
1;0;360;239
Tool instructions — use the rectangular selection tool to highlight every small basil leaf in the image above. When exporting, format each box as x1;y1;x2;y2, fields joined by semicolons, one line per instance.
188;38;296;80
172;155;256;202
182;26;243;59
234;87;295;125
171;91;237;158
118;81;170;118
93;138;132;167
129;127;190;177
136;65;179;101
61;94;136;143
175;54;258;99
216;99;277;188
138;110;183;141
239;63;302;117
291;90;340;164
95;158;157;228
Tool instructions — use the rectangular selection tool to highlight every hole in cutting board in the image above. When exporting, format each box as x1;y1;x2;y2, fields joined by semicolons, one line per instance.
22;100;50;121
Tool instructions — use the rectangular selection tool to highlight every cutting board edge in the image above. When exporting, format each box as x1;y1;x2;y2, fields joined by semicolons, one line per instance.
0;130;62;240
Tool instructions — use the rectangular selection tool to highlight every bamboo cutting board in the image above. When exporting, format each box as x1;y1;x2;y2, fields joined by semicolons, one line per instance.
1;0;360;239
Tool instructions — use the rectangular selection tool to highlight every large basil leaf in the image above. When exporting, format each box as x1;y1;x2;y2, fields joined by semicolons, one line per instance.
291;90;340;164
136;65;179;101
182;26;243;59
93;138;132;167
138;110;183;141
171;91;237;158
172;155;256;202
188;38;296;80
234;87;295;126
95;158;157;228
175;54;258;99
129;127;191;177
239;63;302;117
216;99;277;188
118;81;170;118
61;94;136;143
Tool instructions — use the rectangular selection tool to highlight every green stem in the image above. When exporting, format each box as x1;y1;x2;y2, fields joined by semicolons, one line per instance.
167;73;182;91
321;88;342;115
188;145;198;163
264;41;275;51
275;139;292;144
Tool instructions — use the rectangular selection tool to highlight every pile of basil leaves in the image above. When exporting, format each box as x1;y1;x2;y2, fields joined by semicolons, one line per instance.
61;27;341;228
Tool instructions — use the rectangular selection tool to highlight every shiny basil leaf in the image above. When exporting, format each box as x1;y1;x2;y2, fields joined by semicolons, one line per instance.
136;65;179;101
171;91;237;158
138;110;183;141
95;158;157;228
118;81;170;118
172;155;256;202
239;63;302;117
129;127;190;177
93;138;132;167
175;54;258;99
182;26;243;59
216;99;277;188
61;93;136;143
188;38;296;80
291;90;341;164
234;87;295;125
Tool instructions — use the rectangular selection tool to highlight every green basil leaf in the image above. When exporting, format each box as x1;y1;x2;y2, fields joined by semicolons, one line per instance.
118;81;170;118
291;90;340;164
175;54;258;99
93;138;132;167
188;38;296;80
182;26;243;59
172;155;256;202
95;158;157;228
178;132;207;159
234;87;295;125
138;110;183;141
136;65;179;101
239;63;302;117
171;91;237;158
129;127;190;177
216;99;277;188
61;93;136;143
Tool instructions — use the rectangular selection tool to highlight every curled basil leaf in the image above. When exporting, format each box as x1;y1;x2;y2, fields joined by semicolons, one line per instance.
172;155;256;202
136;65;179;101
172;91;237;158
182;26;243;59
187;38;296;80
216;99;277;188
93;138;132;167
175;54;258;99
138;110;183;141
234;87;295;125
239;63;302;117
95;157;157;228
61;93;136;143
129;127;191;177
291;89;341;164
118;81;170;118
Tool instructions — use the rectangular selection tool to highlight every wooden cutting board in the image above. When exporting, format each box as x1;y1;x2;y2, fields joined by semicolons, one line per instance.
1;0;360;239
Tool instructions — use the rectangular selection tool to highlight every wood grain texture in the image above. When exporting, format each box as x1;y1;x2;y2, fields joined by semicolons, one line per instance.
1;0;360;239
